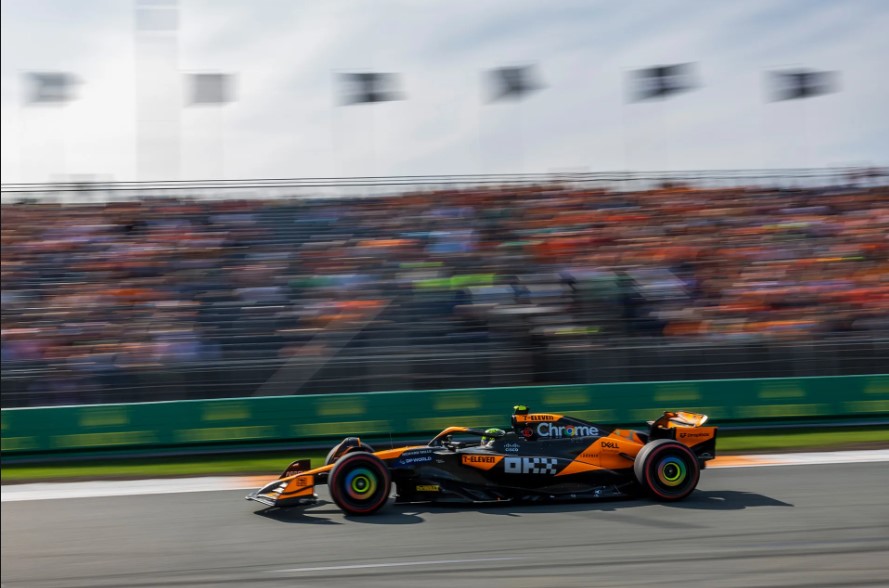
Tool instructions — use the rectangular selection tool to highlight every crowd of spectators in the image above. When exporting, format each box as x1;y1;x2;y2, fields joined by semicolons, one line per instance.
2;181;888;405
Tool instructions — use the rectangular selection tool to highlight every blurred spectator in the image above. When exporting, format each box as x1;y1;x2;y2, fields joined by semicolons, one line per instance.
2;181;887;405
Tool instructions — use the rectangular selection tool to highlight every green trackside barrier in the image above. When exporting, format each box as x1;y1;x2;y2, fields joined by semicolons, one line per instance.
2;374;887;455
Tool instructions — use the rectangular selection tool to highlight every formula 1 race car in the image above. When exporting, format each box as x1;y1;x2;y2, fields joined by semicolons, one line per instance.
246;405;717;515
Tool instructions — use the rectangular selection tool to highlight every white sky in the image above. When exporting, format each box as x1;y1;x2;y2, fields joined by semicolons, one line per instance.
1;0;887;183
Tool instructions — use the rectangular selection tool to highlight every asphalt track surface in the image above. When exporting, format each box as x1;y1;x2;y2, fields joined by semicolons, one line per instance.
3;462;889;588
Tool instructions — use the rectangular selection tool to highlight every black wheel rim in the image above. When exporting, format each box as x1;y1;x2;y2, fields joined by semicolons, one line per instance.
648;448;697;498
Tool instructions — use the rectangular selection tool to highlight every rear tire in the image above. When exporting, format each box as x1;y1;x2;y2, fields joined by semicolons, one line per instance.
634;439;700;501
328;452;391;515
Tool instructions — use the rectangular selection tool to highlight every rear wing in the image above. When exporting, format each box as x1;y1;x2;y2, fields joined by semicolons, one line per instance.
648;411;708;429
648;411;717;462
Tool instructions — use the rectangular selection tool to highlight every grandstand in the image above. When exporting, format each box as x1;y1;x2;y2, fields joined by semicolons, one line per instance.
2;169;887;407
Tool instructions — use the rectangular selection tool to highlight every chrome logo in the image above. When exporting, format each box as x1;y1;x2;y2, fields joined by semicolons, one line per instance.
536;422;599;438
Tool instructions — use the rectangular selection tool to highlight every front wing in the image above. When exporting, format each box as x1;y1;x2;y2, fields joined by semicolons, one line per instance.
246;459;331;507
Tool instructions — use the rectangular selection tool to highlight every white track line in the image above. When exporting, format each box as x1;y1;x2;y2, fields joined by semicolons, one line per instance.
275;557;518;574
0;476;241;502
3;449;888;503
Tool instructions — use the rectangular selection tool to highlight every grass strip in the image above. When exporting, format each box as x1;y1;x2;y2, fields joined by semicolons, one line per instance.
716;426;889;452
2;426;887;483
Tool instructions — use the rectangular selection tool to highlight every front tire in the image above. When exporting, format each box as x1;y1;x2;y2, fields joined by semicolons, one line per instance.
328;452;391;515
634;439;700;501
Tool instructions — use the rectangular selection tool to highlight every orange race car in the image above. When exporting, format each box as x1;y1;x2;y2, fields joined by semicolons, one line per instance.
246;405;717;516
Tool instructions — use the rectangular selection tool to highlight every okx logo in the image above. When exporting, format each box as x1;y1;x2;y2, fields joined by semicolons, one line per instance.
504;457;558;475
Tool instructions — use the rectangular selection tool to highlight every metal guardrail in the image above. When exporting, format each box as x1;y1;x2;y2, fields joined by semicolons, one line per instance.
2;167;885;202
3;334;886;408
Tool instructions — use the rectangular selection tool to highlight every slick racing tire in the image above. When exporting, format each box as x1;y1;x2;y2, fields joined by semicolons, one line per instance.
328;452;391;516
634;439;700;502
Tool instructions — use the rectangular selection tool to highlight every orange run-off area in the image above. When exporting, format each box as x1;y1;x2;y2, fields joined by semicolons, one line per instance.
707;455;775;468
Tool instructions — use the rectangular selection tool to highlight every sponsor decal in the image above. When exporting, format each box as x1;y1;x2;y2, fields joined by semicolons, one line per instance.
679;431;711;439
536;422;599;438
504;457;559;475
528;414;557;422
461;453;501;470
416;484;440;492
402;448;435;457
397;448;435;465
521;427;534;438
400;456;433;464
503;442;521;453
462;454;498;464
581;452;599;459
281;459;311;478
294;477;311;487
600;440;620;449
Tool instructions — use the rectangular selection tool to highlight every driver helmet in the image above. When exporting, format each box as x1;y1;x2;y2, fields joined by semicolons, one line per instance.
481;428;505;446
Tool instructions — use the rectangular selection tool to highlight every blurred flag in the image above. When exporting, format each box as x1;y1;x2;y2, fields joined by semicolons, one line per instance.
488;65;543;102
339;73;404;105
628;63;697;101
25;72;77;104
769;69;839;101
188;73;235;105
